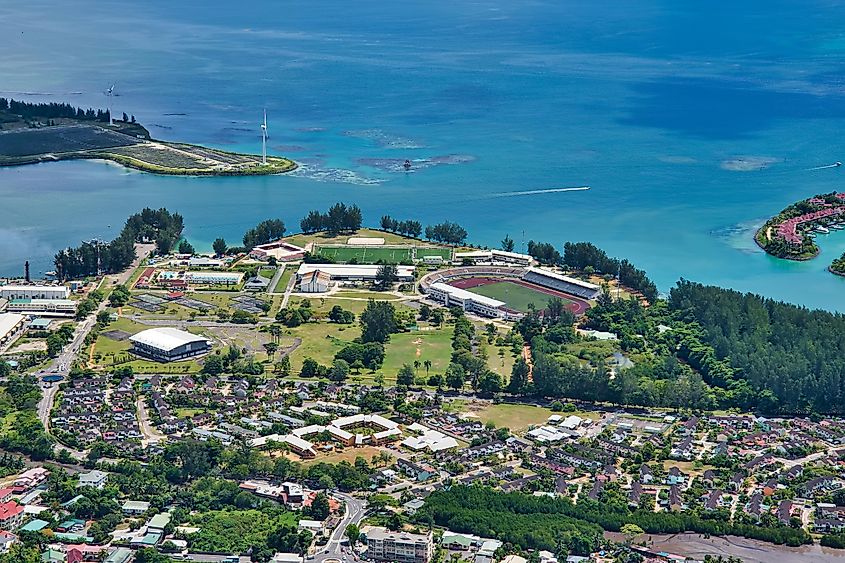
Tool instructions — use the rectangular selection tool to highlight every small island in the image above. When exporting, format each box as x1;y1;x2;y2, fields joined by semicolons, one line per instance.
0;98;296;176
756;192;845;272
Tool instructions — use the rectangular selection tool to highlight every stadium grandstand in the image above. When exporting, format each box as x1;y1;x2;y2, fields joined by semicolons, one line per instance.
522;267;600;299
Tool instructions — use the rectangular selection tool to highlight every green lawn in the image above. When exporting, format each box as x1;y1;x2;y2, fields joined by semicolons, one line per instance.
416;247;454;260
314;245;413;264
466;281;570;313
472;403;600;431
381;327;454;377
272;266;294;293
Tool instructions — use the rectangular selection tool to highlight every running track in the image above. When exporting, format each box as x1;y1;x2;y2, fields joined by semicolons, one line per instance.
448;277;590;315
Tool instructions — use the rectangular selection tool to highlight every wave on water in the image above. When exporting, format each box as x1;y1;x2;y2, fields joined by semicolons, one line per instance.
289;162;382;185
343;129;424;149
720;156;780;172
296;127;327;133
357;154;475;173
150;124;173;130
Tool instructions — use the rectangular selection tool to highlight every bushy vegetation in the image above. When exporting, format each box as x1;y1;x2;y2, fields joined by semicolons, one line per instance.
563;242;658;302
54;208;183;279
1;98;110;122
243;219;286;251
300;202;363;234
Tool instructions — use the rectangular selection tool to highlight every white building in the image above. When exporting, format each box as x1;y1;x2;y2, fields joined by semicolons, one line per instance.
296;263;415;284
129;327;211;362
455;249;533;266
5;299;76;317
401;426;458;453
0;285;70;301
365;527;433;563
250;241;306;262
77;470;109;489
0;313;25;347
299;270;331;293
425;282;518;320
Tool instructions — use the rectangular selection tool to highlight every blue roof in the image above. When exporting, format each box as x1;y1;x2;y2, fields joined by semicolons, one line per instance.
20;519;49;532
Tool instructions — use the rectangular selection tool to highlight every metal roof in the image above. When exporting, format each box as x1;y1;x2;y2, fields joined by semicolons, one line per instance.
129;328;209;352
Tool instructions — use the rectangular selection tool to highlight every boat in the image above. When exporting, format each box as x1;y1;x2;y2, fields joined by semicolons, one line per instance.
831;224;844;230
816;226;830;234
836;162;842;167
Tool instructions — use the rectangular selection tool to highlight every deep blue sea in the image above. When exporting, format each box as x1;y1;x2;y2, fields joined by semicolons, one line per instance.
3;0;845;310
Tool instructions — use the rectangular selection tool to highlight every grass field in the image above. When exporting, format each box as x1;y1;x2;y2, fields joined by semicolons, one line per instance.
284;228;419;248
272;267;294;293
314;245;413;263
458;403;600;432
416;247;454;260
300;445;384;466
466;281;571;313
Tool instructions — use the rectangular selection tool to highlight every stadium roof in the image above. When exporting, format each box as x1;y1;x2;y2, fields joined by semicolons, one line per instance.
129;328;209;352
525;267;600;291
429;282;506;309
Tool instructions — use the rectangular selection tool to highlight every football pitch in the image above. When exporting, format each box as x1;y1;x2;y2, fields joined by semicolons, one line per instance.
465;281;572;313
315;245;412;263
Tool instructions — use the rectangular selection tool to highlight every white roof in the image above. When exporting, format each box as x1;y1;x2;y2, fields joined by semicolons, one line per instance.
401;428;458;452
129;328;209;352
1;284;69;295
429;282;505;309
283;435;315;453
561;415;583;429
0;313;24;338
297;263;415;279
525;267;600;291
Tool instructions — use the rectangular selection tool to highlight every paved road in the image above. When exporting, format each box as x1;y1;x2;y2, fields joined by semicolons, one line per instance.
136;395;166;445
313;492;367;563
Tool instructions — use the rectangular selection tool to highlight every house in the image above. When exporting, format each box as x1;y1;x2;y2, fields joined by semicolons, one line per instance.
122;500;151;515
804;476;836;496
13;467;48;491
298;519;323;534
244;276;270;292
398;459;437;482
77;470;108;489
665;467;685;486
777;500;793;524
0;502;24;530
0;531;16;554
815;518;845;533
628;481;643;507
668;485;683;512
639;464;654;484
728;472;744;492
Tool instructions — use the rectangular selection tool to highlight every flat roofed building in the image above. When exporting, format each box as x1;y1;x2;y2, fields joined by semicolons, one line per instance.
0;285;70;301
455;250;533;266
296;263;415;283
250;240;306;261
0;313;25;346
365;526;433;563
426;282;509;319
6;299;76;317
129;327;211;362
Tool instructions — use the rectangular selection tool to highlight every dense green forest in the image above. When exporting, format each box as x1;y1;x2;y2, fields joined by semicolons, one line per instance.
417;486;811;554
0;98;111;123
507;248;845;414
54;208;183;280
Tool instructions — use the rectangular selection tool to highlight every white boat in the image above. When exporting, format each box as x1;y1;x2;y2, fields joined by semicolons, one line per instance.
816;226;830;234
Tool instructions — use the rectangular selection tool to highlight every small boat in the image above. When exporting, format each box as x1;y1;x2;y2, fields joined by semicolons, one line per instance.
817;226;830;234
831;224;844;230
836;161;842;167
403;159;412;170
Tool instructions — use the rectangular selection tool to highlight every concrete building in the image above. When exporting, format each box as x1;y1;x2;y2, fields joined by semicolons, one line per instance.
425;282;518;320
250;241;307;262
0;285;70;301
77;470;108;489
129;327;211;362
0;313;25;347
6;299;76;317
296;263;415;284
365;526;433;563
455;249;533;266
299;270;331;293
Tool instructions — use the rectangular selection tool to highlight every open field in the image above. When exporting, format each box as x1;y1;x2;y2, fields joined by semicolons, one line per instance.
465;280;571;313
314;245;413;263
284;228;420;248
272;267;294;293
0;124;138;159
300;445;384;466
0;120;295;175
381;327;454;376
459;403;601;431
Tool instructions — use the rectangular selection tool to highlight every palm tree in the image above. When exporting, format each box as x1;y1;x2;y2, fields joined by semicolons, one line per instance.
423;360;432;376
413;360;421;373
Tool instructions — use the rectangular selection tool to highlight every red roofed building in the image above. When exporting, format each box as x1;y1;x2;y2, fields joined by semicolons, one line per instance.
0;490;13;504
0;502;24;530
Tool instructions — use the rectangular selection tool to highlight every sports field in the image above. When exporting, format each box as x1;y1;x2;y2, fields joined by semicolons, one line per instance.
465;280;566;312
314;245;412;263
416;247;454;261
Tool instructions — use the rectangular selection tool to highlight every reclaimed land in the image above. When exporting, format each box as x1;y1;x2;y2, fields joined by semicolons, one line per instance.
0;121;296;176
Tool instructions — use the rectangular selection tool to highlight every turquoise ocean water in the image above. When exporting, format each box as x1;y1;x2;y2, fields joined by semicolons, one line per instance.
2;0;845;310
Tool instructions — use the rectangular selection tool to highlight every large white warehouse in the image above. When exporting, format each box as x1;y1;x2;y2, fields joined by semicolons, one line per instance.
129;327;211;362
1;285;70;301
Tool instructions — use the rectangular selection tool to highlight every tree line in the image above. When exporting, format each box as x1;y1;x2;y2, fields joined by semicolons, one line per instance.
243;219;286;251
380;215;423;238
54;207;183;280
300;203;363;234
0;98;110;123
563;242;658;302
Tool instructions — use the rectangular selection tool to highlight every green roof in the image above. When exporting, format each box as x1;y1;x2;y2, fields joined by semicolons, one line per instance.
53;532;93;543
21;519;49;532
104;547;133;563
41;548;64;562
147;511;171;529
132;531;162;546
